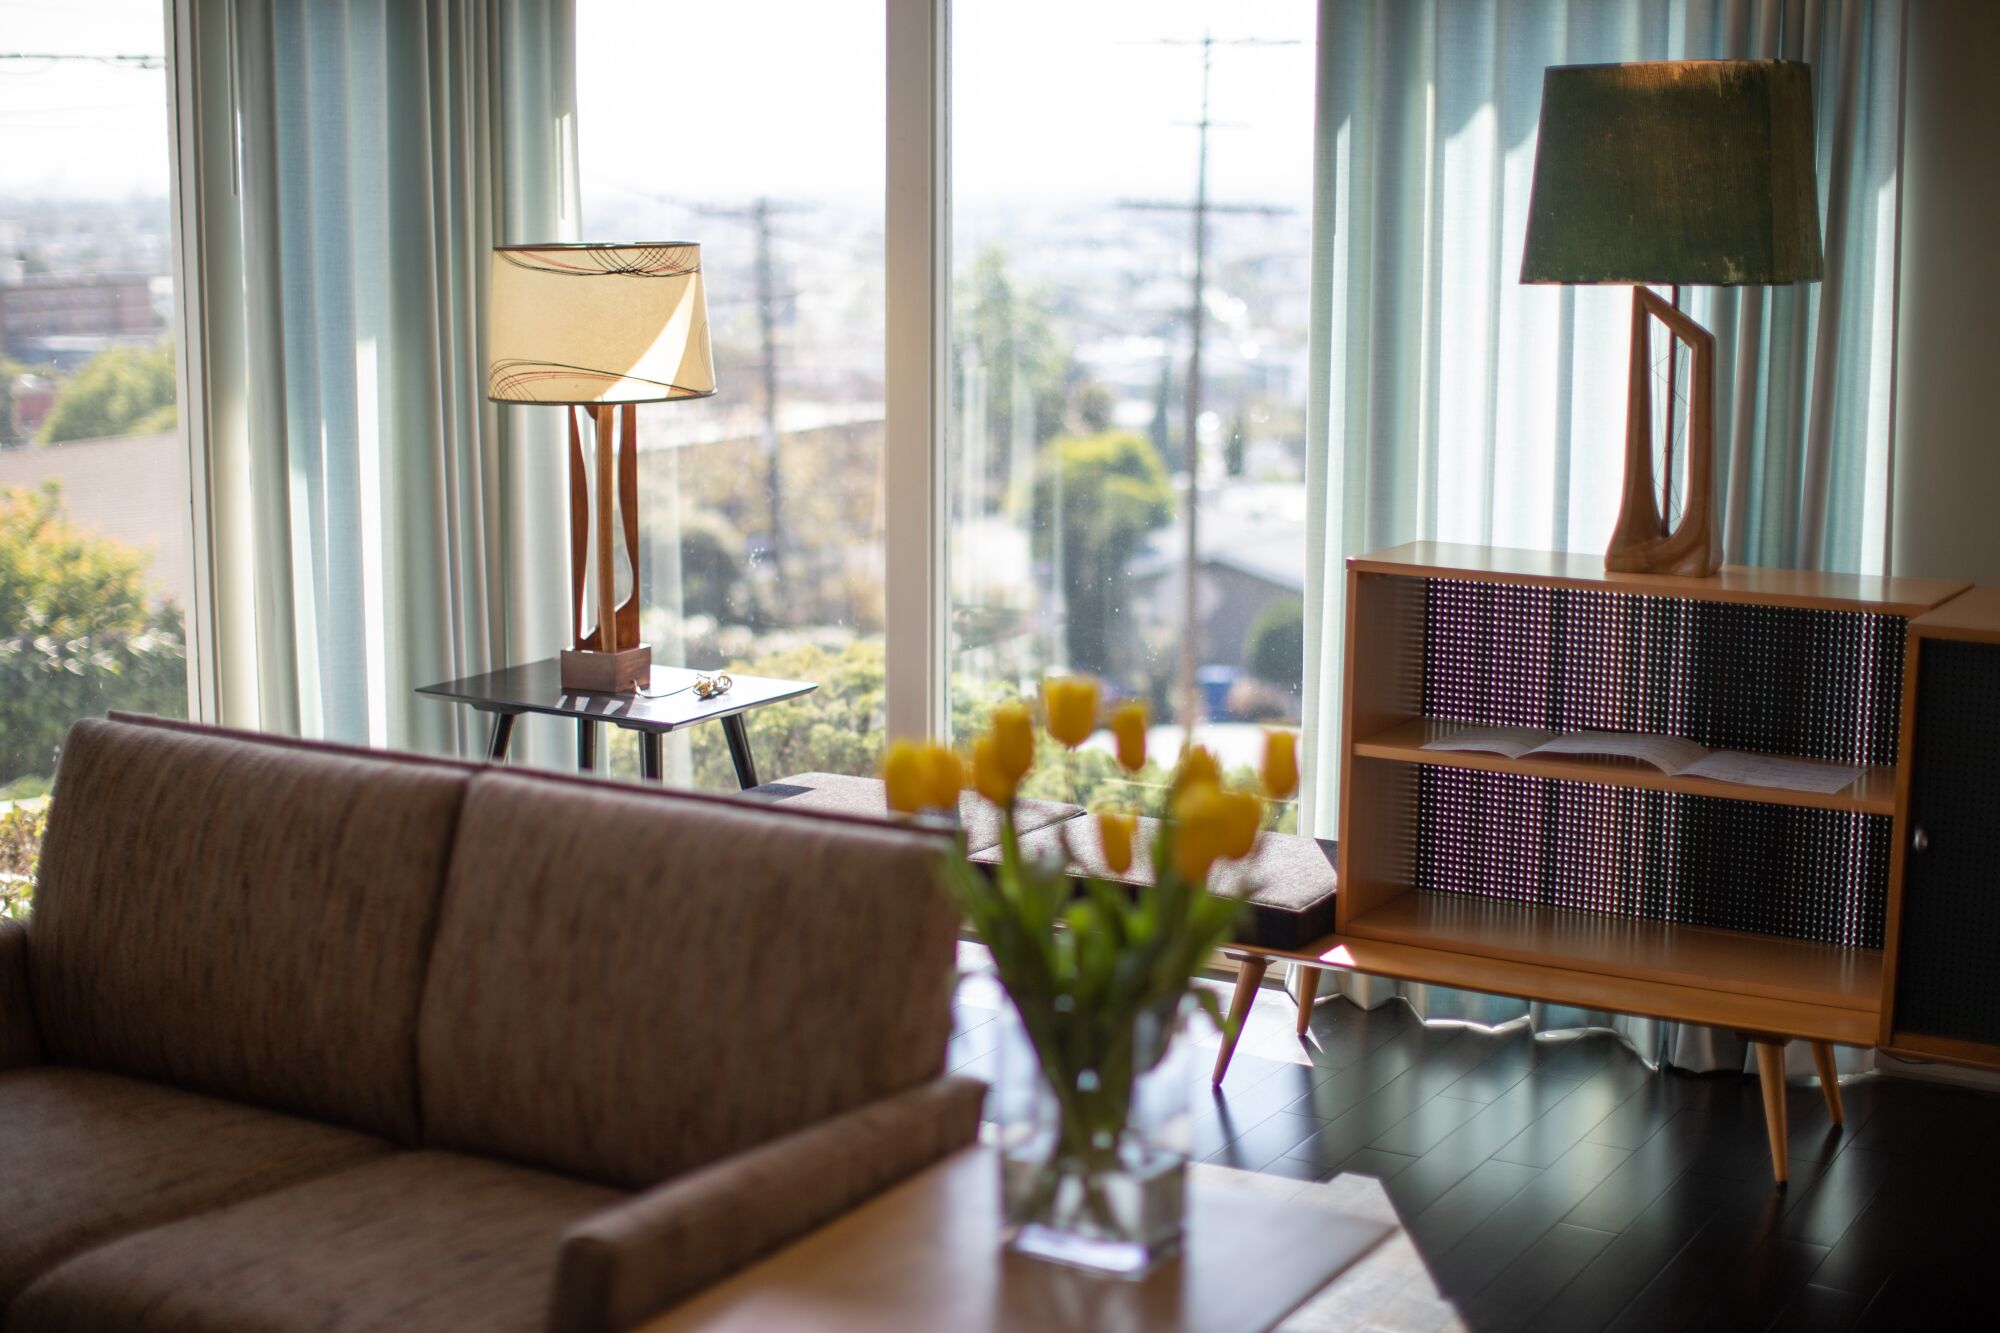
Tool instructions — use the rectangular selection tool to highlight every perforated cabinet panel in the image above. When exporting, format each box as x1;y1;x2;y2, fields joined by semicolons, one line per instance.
1894;638;2000;1046
1414;579;1900;948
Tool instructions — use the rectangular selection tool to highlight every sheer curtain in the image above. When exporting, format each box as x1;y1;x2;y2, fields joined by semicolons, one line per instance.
184;0;576;756
1299;0;1904;1071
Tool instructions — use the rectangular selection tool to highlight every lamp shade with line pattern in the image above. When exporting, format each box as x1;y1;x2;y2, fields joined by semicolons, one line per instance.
1520;60;1824;287
487;242;716;404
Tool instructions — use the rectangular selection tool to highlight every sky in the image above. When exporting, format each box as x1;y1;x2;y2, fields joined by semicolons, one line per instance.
0;0;1318;216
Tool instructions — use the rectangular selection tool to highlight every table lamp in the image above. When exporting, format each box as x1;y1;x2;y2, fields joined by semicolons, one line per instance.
1521;61;1823;577
488;242;715;692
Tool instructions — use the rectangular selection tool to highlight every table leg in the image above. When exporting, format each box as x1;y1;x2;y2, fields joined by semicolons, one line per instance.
1754;1040;1790;1187
721;713;761;790
577;718;599;773
639;731;664;783
485;712;517;763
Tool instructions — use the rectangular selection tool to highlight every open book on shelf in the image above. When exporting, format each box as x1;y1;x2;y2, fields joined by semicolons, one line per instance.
1418;724;1866;795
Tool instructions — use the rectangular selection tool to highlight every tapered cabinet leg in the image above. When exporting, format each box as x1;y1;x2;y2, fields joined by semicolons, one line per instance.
1754;1040;1791;1186
1212;955;1269;1087
1810;1041;1844;1126
1293;966;1322;1036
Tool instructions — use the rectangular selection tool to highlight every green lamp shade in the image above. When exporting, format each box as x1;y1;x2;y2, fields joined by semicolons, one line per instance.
1521;60;1824;286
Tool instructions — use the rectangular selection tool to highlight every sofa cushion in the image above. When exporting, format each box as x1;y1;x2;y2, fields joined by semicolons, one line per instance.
417;773;960;1190
9;1151;619;1333
29;717;469;1142
977;816;1340;951
0;1067;390;1307
737;771;1084;854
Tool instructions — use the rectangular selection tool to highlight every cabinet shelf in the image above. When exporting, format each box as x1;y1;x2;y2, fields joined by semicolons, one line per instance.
1353;718;1896;816
1346;892;1882;1017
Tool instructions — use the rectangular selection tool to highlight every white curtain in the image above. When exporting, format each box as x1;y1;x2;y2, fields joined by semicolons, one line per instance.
184;0;576;757
1299;0;1904;1074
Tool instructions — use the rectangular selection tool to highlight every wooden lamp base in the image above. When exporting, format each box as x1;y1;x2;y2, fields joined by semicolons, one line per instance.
1606;285;1721;578
563;402;649;694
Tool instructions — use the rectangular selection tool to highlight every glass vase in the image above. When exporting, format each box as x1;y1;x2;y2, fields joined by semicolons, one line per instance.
993;996;1192;1278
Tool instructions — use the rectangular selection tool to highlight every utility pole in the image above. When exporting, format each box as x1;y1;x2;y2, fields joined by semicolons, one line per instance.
1122;31;1294;733
691;197;810;607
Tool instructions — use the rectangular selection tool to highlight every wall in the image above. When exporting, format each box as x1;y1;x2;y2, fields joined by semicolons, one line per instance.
0;432;192;610
1891;0;2000;585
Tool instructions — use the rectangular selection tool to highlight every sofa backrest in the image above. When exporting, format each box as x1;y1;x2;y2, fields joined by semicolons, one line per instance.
416;771;959;1191
30;718;468;1143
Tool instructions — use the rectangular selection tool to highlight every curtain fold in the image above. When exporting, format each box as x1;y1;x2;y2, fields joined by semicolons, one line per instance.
1301;0;1903;1075
188;0;575;756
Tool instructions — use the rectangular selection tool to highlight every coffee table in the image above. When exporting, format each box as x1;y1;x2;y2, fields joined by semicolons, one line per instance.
416;658;815;789
637;1146;1397;1333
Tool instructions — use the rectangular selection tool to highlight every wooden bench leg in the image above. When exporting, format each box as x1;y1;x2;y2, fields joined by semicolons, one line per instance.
1810;1040;1844;1126
1211;955;1269;1086
1293;965;1322;1036
1754;1040;1790;1187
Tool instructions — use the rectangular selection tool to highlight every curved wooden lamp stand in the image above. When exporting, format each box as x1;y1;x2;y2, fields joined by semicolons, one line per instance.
559;403;650;693
1607;286;1721;578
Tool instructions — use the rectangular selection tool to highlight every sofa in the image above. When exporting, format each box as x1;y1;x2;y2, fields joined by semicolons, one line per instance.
0;716;983;1333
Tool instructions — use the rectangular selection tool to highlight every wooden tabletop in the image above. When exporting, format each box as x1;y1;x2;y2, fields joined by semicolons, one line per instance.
639;1146;1393;1333
415;659;816;733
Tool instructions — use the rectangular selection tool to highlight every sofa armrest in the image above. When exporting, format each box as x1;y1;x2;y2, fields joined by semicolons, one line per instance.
550;1074;986;1333
0;916;39;1069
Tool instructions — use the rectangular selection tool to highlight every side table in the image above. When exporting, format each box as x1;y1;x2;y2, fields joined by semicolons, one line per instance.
416;658;815;789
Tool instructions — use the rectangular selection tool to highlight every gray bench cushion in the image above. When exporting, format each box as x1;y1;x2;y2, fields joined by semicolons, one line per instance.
736;772;1083;856
973;816;1338;952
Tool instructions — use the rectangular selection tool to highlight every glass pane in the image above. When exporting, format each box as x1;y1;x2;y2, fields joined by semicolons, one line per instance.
0;0;189;912
575;1;886;788
948;2;1315;818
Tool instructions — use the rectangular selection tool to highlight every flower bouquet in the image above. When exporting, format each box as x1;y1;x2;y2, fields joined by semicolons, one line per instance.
883;678;1300;1276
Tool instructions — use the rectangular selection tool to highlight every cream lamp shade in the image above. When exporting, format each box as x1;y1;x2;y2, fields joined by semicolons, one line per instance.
487;242;716;404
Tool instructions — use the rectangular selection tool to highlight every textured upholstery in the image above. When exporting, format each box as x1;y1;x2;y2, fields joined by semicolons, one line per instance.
551;1074;986;1333
738;771;1083;854
978;816;1340;950
0;917;36;1069
29;717;468;1142
10;1151;619;1333
0;1067;389;1306
419;772;961;1190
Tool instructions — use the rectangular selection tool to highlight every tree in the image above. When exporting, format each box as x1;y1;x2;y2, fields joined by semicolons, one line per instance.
0;483;185;785
953;245;1071;506
37;341;177;445
1244;596;1304;689
1032;431;1174;679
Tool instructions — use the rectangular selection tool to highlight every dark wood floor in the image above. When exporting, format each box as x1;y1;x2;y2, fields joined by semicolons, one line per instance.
950;962;2000;1332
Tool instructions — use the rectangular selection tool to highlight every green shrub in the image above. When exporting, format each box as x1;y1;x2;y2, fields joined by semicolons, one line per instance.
0;802;45;918
1244;596;1304;689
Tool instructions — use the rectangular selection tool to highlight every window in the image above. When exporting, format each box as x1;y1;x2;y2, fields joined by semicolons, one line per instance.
946;1;1316;814
575;0;887;787
0;0;189;908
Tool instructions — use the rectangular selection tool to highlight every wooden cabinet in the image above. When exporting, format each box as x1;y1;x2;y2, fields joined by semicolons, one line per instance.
1323;545;1969;1178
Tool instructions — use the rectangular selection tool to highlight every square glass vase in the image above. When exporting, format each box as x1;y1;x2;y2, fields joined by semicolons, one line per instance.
992;998;1193;1279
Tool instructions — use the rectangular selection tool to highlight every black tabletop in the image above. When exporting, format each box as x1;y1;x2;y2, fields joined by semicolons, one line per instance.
416;658;816;733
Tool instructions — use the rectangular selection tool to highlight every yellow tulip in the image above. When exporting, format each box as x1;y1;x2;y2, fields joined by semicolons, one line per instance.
1261;729;1300;801
971;732;1018;808
1171;779;1233;882
991;702;1036;781
1172;744;1222;799
883;741;929;815
1218;790;1262;861
1042;676;1101;749
1097;808;1137;876
924;745;965;813
1110;700;1148;773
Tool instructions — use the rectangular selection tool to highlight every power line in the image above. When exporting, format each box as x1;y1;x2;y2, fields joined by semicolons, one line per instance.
0;53;165;70
1121;30;1297;731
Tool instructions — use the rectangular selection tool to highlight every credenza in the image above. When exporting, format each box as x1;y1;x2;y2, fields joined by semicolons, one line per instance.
1211;543;1994;1187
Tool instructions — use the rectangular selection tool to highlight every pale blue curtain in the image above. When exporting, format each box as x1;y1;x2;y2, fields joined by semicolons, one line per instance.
187;0;575;755
1299;0;1904;1074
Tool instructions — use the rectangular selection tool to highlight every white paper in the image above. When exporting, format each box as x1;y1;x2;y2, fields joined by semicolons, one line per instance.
1419;724;1557;760
1524;730;1710;774
1677;750;1864;794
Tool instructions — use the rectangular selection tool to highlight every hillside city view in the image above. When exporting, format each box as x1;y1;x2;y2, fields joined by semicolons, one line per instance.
1;0;1311;853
